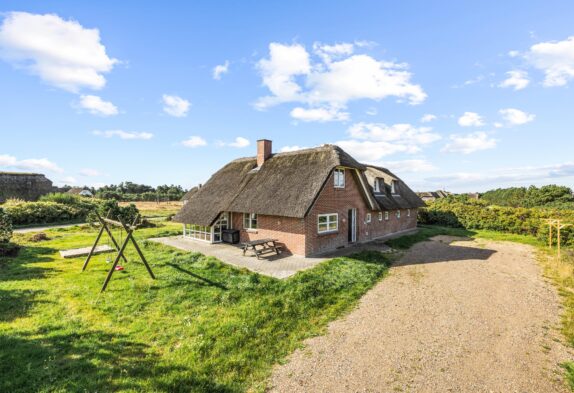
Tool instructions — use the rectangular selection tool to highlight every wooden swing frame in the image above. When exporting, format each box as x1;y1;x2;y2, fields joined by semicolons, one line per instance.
82;210;155;292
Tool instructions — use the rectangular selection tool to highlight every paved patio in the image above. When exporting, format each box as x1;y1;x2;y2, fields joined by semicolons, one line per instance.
148;228;417;279
148;236;328;279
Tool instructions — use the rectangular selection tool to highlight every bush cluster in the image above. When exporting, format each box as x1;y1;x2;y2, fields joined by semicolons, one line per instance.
420;197;574;246
0;207;13;243
2;199;92;226
86;199;140;225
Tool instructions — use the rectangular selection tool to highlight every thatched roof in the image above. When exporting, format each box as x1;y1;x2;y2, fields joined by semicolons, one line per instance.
174;145;423;226
364;166;425;210
181;186;199;202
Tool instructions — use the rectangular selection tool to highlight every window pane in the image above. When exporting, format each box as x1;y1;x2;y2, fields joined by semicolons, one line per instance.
318;216;327;224
328;222;337;230
318;223;328;232
329;214;337;222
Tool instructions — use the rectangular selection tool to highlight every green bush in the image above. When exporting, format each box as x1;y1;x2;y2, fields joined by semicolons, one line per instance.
420;197;574;246
86;199;140;225
39;192;86;205
3;200;90;226
0;208;13;243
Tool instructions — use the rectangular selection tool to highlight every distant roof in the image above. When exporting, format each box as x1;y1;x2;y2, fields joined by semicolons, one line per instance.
67;187;91;195
175;145;424;226
364;166;426;209
0;172;45;176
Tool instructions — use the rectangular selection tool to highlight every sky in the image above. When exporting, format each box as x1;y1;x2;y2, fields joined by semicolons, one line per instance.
1;1;574;193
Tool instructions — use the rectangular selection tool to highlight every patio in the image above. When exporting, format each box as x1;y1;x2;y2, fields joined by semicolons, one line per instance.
148;236;328;279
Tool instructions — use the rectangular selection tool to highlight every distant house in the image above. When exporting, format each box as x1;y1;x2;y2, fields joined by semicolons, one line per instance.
174;140;425;256
67;188;93;197
0;172;54;202
417;190;452;202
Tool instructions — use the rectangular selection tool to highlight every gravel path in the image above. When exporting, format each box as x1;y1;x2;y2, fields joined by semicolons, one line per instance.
269;236;572;392
14;223;86;233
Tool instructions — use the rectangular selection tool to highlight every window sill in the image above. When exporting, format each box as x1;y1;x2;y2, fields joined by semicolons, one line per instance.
244;228;258;234
318;230;339;236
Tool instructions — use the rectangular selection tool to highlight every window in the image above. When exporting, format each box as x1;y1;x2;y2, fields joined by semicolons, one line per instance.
366;213;372;223
391;180;398;194
373;179;380;193
396;210;401;219
334;168;345;188
407;209;411;217
385;211;389;220
378;212;383;221
243;213;257;229
318;213;338;233
185;224;212;242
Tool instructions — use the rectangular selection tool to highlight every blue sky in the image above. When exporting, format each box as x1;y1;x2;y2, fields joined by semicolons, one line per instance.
1;1;574;192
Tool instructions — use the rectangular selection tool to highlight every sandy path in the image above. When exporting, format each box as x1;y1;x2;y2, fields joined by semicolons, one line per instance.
269;236;572;392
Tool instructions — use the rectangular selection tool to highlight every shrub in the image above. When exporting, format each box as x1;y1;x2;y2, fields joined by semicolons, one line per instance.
39;192;84;205
3;200;90;226
0;208;13;243
86;199;140;225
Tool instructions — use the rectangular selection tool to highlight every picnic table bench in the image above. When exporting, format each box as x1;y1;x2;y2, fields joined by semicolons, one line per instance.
242;238;283;259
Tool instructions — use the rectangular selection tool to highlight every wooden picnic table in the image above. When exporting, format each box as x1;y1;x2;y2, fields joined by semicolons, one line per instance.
242;238;283;259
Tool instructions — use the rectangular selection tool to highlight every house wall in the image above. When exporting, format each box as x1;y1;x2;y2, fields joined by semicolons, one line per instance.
232;212;307;255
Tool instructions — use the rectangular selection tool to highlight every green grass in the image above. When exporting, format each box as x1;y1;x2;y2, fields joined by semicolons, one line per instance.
0;223;389;393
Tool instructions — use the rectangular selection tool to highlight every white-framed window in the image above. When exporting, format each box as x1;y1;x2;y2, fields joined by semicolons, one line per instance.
334;168;345;188
385;211;389;220
185;224;212;242
243;213;258;229
378;212;383;221
396;210;401;219
391;180;398;194
407;209;411;217
318;213;338;233
373;179;380;193
366;213;372;223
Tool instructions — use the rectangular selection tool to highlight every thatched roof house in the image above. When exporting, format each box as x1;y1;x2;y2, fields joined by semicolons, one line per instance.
175;140;424;256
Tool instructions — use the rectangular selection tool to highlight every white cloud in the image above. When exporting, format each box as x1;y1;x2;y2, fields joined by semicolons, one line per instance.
213;60;229;80
162;94;190;117
79;168;101;177
77;95;118;116
93;130;153;140
420;114;437;123
522;36;574;87
280;145;308;153
229;137;250;148
0;154;63;173
60;176;78;185
0;12;117;92
384;159;436;173
366;107;377;116
182;136;207;148
254;42;426;120
442;132;496;154
499;108;535;126
457;112;484;127
290;106;349;122
335;122;441;163
498;70;530;90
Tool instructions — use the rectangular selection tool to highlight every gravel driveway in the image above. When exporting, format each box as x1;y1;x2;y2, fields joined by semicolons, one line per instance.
269;236;572;392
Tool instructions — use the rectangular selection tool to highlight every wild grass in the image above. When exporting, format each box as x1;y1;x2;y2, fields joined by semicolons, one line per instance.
0;223;389;392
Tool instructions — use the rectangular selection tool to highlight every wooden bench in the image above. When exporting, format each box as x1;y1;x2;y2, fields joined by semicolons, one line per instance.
242;238;282;259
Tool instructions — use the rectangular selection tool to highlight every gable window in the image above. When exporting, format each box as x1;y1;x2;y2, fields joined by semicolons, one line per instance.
378;212;383;221
334;168;345;188
366;213;372;223
391;180;398;194
373;179;380;193
396;210;401;219
407;209;411;217
385;211;389;220
243;213;258;229
318;213;338;233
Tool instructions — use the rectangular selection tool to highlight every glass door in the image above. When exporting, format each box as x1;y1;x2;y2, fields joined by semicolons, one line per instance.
213;212;229;243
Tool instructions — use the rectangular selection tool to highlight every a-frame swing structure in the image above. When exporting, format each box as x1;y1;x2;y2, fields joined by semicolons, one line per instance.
83;210;155;292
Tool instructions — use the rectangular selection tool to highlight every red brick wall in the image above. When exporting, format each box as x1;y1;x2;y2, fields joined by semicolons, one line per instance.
361;208;418;241
231;212;306;255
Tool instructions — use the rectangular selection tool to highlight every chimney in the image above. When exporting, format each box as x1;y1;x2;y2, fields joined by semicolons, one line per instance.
257;139;272;167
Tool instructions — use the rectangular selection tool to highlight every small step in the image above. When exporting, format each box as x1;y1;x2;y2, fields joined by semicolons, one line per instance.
60;245;115;259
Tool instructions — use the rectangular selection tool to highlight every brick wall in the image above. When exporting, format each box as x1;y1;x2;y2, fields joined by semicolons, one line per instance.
231;212;307;255
361;208;418;241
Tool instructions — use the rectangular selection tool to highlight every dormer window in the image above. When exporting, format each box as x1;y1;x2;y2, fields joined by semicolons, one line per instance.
391;180;398;194
334;168;345;188
374;179;380;193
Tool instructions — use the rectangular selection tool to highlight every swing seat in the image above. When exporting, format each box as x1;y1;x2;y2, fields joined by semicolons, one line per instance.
115;265;124;271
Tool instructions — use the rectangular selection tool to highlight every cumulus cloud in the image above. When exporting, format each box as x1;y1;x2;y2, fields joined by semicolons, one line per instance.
457;112;484;127
181;136;207;148
218;137;251;148
77;95;118;116
335;122;441;163
384;159;436;173
0;12;117;92
79;168;102;177
290;106;349;122
498;70;530;90
213;60;229;80
0;154;63;172
162;94;190;117
93;130;153;140
522;36;574;87
254;42;426;121
279;145;308;153
420;114;437;123
442;132;496;154
498;108;535;126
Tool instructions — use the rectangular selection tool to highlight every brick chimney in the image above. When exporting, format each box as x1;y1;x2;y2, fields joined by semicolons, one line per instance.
257;139;272;167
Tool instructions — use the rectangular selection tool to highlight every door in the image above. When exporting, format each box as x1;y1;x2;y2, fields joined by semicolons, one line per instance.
348;208;357;243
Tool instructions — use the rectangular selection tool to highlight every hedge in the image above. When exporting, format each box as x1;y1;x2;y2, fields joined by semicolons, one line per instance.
2;200;92;226
0;208;12;243
420;197;574;246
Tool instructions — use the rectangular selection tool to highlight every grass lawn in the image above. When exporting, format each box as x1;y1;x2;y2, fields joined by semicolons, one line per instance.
0;222;389;393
